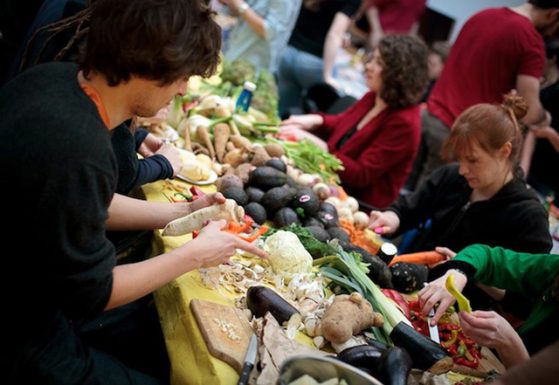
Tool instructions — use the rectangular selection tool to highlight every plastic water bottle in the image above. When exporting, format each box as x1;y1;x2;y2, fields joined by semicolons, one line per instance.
235;81;256;112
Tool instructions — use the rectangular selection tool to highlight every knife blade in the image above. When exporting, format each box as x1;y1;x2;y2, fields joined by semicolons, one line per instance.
427;308;440;344
237;333;258;385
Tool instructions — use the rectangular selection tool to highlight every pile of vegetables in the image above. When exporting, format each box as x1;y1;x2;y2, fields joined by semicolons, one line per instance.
150;56;499;385
314;244;453;374
274;139;344;184
407;300;482;369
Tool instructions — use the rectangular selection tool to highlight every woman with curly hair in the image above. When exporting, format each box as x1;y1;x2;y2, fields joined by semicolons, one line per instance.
280;34;429;209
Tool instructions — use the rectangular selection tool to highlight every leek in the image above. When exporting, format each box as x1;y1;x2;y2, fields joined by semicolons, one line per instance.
314;244;411;344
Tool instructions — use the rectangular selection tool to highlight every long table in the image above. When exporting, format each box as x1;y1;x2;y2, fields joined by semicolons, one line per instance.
142;178;506;385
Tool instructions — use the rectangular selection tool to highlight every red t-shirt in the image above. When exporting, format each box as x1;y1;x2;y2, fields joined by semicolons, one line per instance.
428;8;545;128
367;0;427;33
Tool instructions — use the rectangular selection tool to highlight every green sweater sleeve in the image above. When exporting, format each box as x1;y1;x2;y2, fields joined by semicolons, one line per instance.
454;244;559;299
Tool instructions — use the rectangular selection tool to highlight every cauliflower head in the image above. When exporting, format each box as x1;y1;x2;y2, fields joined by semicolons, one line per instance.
264;231;312;277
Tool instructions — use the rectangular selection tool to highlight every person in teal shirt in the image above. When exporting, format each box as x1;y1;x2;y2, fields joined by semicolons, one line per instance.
420;244;559;369
219;0;302;73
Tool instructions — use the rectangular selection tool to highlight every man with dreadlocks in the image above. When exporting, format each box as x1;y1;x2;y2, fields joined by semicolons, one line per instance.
8;0;194;263
0;1;266;384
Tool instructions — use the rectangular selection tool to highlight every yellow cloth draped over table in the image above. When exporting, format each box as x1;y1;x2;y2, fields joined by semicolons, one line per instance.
142;179;240;385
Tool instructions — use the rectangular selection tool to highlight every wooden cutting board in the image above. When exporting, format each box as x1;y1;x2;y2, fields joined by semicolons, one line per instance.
190;299;253;373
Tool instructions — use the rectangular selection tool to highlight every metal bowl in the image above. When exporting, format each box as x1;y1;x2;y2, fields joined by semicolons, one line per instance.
277;355;384;385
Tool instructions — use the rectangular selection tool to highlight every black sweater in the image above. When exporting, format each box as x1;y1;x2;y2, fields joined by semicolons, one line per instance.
111;124;173;195
0;62;117;383
390;163;552;254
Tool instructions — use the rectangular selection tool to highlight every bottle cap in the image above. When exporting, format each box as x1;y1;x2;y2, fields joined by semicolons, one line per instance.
243;81;257;92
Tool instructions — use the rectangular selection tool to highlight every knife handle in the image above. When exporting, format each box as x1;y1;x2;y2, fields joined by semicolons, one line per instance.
237;362;254;385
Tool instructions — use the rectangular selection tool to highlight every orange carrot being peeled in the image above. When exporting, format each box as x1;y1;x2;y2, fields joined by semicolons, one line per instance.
388;250;447;267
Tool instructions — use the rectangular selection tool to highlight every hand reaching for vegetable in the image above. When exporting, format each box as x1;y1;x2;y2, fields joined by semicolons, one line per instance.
280;114;324;131
368;210;400;234
186;220;267;268
459;310;529;368
434;247;456;259
156;143;182;176
419;269;467;325
279;126;329;150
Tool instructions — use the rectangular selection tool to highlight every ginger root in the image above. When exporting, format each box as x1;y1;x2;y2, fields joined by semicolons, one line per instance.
321;293;384;344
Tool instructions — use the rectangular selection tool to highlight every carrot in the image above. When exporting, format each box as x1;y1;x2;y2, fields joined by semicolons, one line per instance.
337;186;348;201
388;251;447;267
240;225;269;242
213;123;230;163
339;219;380;255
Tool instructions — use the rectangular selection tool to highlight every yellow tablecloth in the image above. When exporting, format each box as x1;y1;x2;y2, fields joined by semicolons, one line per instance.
142;179;240;385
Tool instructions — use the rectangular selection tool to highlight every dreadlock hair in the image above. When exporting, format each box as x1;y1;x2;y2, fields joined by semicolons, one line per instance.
19;0;96;72
81;0;222;86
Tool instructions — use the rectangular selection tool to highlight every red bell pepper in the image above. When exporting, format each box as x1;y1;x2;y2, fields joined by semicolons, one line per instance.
382;289;410;319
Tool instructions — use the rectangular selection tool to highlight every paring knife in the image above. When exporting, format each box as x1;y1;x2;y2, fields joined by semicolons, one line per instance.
427;308;440;344
237;333;258;385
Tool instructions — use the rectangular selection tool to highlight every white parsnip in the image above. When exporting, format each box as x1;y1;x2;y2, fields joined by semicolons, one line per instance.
162;199;244;236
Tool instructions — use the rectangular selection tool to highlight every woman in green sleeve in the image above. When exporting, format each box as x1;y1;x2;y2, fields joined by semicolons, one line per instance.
420;244;559;368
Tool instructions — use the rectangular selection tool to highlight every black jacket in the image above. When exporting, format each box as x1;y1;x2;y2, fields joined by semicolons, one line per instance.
390;163;552;254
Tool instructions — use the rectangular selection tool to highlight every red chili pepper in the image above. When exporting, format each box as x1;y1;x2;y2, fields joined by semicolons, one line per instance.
441;329;459;348
192;230;200;239
408;300;422;311
439;322;461;331
447;344;458;356
454;356;480;368
468;346;482;360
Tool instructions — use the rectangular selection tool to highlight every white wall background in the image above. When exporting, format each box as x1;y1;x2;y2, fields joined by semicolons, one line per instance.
428;0;525;41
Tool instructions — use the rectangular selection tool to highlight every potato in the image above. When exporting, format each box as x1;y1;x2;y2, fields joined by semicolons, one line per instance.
321;293;383;344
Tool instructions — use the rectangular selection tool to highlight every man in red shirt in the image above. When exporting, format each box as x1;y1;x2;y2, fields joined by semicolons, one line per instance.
365;0;427;48
407;0;559;191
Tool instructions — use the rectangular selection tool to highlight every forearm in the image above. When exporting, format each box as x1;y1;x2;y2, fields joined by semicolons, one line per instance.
454;244;558;293
519;131;536;175
322;13;350;81
106;244;201;309
323;34;342;81
547;129;559;151
299;130;328;150
517;75;548;127
476;283;506;301
496;332;530;369
239;6;266;38
106;193;190;230
492;340;559;385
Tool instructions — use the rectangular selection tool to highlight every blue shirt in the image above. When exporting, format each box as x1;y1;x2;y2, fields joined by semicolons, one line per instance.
224;0;302;73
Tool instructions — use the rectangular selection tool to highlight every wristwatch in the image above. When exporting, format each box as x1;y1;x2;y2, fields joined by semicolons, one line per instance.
238;2;250;15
